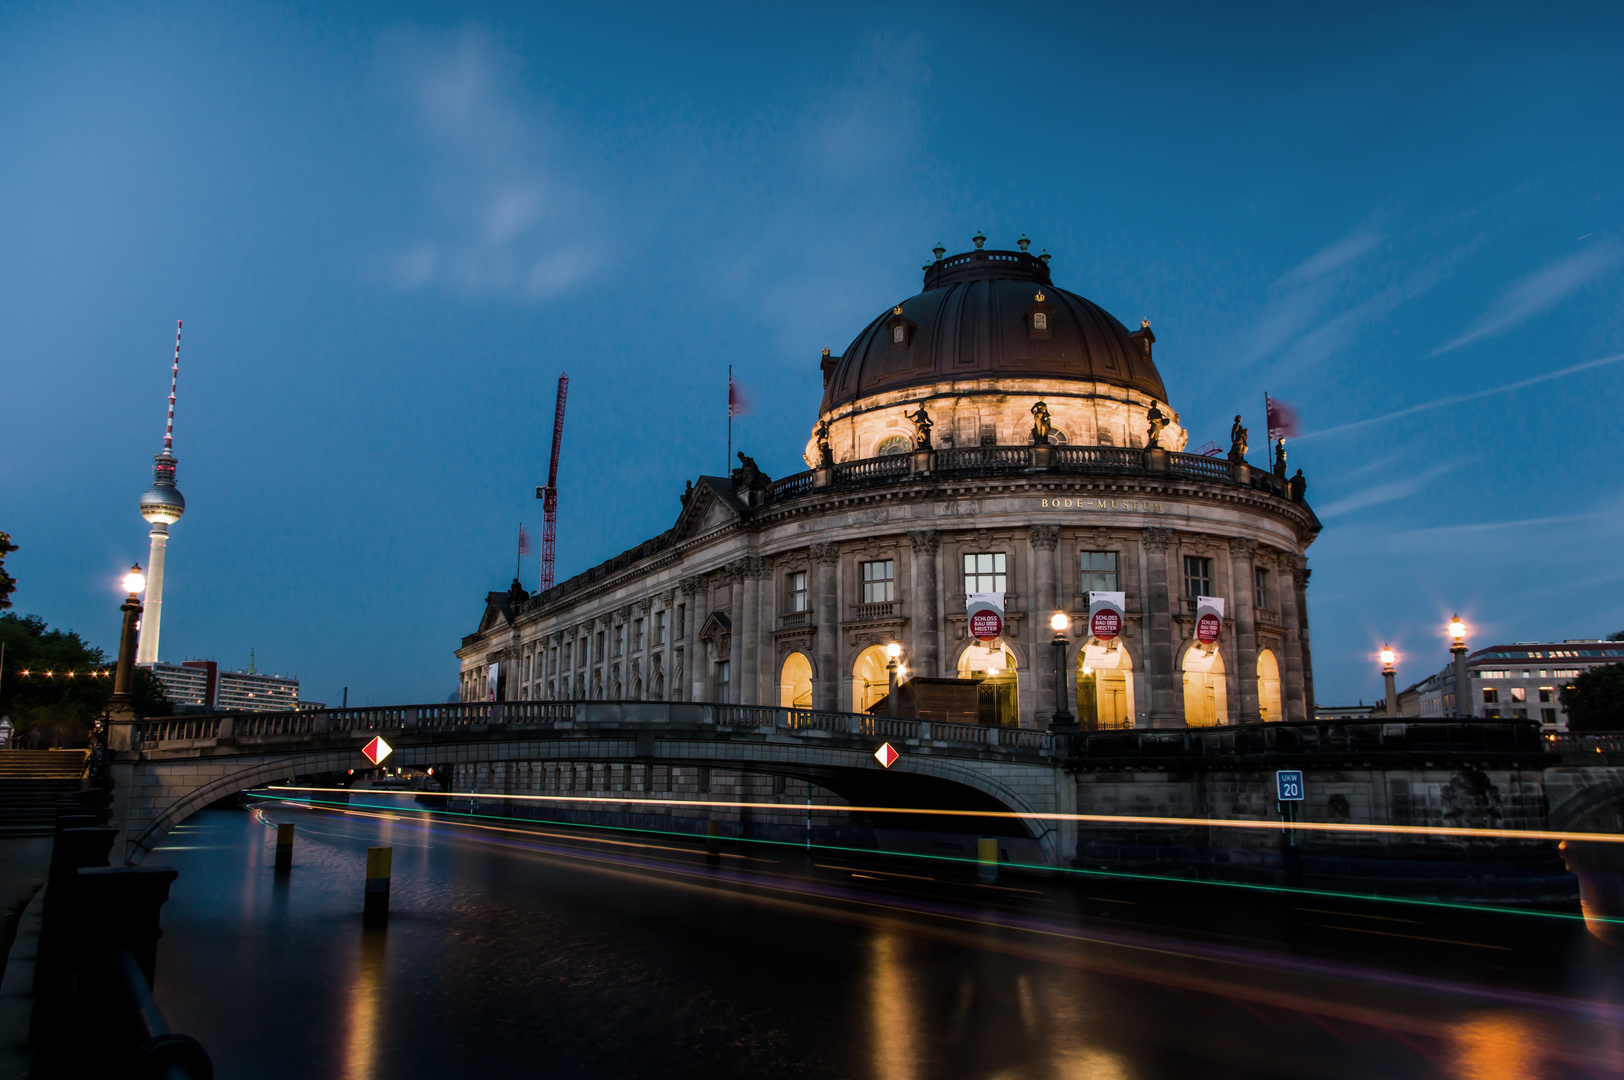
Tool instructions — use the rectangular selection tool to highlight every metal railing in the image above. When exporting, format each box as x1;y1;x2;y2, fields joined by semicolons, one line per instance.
1547;731;1624;755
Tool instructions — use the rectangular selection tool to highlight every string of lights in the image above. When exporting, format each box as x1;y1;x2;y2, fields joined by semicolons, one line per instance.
7;667;115;679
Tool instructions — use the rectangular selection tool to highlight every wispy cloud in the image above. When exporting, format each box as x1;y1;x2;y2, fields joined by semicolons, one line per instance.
378;27;604;301
1313;462;1460;521
1433;242;1622;354
1298;350;1624;441
1240;228;1378;364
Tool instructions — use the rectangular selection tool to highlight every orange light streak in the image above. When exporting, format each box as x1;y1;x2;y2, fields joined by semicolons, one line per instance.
261;785;1624;845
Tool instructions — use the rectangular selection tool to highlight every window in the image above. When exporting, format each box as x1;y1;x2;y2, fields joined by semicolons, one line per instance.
562;642;573;670
595;631;605;662
1032;311;1048;330
1510;687;1526;703
717;660;730;698
1183;556;1212;598
892;324;906;344
875;434;911;456
1474;670;1510;679
1254;568;1271;610
1541;708;1557;723
614;625;624;657
1482;688;1499;704
1538;687;1554;703
632;619;644;650
861;560;894;603
963;552;1006;594
1554;669;1581;678
788;571;809;612
653;610;666;647
1081;551;1118;593
677;604;686;639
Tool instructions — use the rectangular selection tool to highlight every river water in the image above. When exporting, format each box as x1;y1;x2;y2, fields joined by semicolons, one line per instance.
148;800;1624;1079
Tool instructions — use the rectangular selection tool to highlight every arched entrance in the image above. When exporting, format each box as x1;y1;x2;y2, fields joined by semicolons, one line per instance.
780;652;813;708
852;645;892;712
1182;645;1228;727
957;643;1020;727
1077;640;1135;730
1257;649;1283;722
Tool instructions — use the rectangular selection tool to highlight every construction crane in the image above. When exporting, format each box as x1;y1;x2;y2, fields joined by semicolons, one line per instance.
535;372;569;592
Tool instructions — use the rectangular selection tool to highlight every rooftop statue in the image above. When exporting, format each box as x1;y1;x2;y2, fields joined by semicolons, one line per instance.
1029;400;1053;445
1146;402;1169;449
1274;439;1288;478
732;451;769;493
907;405;933;449
815;418;834;467
1229;415;1249;462
1290;468;1307;504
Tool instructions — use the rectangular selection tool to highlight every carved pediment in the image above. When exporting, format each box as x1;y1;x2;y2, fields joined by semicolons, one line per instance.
476;593;513;635
671;476;750;541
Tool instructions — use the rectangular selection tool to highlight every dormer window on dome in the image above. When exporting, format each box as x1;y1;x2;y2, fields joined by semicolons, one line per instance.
886;305;915;352
1024;291;1054;340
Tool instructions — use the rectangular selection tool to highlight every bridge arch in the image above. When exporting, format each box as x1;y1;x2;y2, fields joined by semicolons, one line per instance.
1549;770;1624;832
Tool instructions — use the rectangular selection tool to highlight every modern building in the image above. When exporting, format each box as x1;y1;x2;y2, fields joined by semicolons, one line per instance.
142;659;301;714
458;238;1323;730
1413;640;1624;730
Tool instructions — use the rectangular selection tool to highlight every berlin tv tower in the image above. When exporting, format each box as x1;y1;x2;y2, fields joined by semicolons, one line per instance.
135;321;186;664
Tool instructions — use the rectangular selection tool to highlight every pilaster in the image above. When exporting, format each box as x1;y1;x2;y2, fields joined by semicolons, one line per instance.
907;530;940;678
811;542;840;711
1277;552;1308;721
1228;537;1261;722
1142;527;1180;728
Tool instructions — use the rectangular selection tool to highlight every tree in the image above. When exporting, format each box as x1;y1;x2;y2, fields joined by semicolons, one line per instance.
1608;630;1624;642
1560;663;1624;732
0;531;16;610
0;612;172;746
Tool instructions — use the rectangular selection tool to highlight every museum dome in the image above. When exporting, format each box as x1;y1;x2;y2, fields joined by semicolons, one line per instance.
818;242;1168;414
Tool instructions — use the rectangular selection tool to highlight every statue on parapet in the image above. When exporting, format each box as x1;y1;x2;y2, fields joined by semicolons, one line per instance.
1146;402;1169;449
506;578;530;608
731;451;769;493
1029;400;1053;445
1273;439;1288;478
1289;468;1307;504
907;405;933;449
1228;415;1249;462
815;418;834;467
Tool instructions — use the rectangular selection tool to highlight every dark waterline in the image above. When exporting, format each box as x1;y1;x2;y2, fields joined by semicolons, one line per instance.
148;803;1624;1079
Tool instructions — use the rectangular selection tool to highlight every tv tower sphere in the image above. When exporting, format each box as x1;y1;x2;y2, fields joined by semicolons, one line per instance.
139;452;186;525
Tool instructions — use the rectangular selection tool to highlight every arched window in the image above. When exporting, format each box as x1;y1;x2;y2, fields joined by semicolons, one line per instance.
852;645;892;712
1257;649;1283;722
1078;641;1135;730
875;434;911;456
1032;311;1048;331
958;643;1020;727
780;652;813;708
892;324;906;344
1182;646;1228;727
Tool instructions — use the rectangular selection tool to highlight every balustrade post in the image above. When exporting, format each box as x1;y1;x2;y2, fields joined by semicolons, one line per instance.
216;716;234;740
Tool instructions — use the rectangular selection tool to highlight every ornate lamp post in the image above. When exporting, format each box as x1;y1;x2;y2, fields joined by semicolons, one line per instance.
1049;612;1076;731
92;565;144;782
1448;615;1470;719
1380;645;1398;718
885;642;902;717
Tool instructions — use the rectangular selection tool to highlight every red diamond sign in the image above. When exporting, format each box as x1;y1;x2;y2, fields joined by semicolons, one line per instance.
361;736;393;766
873;742;899;769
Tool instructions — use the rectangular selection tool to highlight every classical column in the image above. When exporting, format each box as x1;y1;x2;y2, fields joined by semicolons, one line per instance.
811;542;840;712
727;562;746;703
1295;562;1315;719
740;559;762;705
1142;527;1180;728
1030;524;1060;722
1228;538;1261;722
908;530;940;678
755;559;776;705
681;577;704;702
1276;553;1308;721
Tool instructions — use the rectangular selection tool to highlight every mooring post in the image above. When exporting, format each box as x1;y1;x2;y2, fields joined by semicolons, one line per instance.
977;836;999;884
363;846;392;927
275;822;294;873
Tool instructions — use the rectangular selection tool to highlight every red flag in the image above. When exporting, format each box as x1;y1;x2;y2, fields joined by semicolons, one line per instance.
1265;395;1300;440
728;375;751;417
517;524;531;556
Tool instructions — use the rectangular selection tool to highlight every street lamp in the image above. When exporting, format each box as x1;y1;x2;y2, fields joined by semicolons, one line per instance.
1380;644;1398;718
1049;612;1076;731
94;564;145;780
885;642;902;717
1448;615;1470;719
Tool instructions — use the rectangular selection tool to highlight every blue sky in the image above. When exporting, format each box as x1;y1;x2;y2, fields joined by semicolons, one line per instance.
3;2;1621;707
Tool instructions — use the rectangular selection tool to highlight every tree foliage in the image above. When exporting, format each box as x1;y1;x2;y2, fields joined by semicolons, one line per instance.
0;612;172;746
0;531;17;610
1560;663;1624;732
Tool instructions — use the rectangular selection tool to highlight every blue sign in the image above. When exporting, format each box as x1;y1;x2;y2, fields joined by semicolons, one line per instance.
1275;770;1304;801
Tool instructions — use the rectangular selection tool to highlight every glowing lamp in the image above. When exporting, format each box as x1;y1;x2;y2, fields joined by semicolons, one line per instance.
1050;612;1070;632
885;642;902;660
987;667;1002;678
122;564;146;596
1380;646;1396;670
1448;615;1466;643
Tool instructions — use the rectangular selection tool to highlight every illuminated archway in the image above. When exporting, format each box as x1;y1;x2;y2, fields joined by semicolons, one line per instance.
1257;649;1283;722
780;652;813;708
1182;645;1228;727
852;645;893;712
1077;640;1135;730
957;643;1020;727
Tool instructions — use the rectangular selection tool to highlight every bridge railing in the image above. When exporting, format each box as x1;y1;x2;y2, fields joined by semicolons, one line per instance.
1547;731;1624;755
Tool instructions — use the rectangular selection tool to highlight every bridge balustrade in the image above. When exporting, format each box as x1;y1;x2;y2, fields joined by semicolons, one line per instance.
1077;717;1552;762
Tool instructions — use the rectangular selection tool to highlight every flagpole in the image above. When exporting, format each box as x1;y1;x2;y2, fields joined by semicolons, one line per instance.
727;364;733;474
516;522;522;581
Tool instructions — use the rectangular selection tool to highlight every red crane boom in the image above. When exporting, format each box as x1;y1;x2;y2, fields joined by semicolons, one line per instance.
536;372;569;592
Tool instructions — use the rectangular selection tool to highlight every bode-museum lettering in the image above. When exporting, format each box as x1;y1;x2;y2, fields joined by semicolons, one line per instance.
1040;497;1166;512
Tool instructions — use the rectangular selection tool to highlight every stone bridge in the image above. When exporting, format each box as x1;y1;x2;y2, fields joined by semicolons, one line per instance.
106;701;1070;867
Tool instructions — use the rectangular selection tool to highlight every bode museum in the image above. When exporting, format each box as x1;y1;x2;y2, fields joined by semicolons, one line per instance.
459;237;1321;731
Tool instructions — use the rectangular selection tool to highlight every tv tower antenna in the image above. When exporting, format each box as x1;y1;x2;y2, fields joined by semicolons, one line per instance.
535;372;569;592
136;320;187;664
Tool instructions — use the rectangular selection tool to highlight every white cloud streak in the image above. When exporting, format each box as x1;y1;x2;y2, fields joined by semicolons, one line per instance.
1313;462;1460;521
1297;350;1624;441
1434;242;1623;354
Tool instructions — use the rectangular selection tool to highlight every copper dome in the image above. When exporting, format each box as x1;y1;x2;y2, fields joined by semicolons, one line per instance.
819;247;1167;413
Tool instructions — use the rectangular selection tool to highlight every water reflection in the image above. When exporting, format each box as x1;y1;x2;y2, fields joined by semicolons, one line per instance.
344;929;389;1080
868;930;919;1080
1450;1014;1541;1080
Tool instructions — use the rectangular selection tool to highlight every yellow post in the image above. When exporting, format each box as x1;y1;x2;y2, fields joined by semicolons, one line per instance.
274;822;294;873
706;818;722;855
976;837;998;884
363;846;392;927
